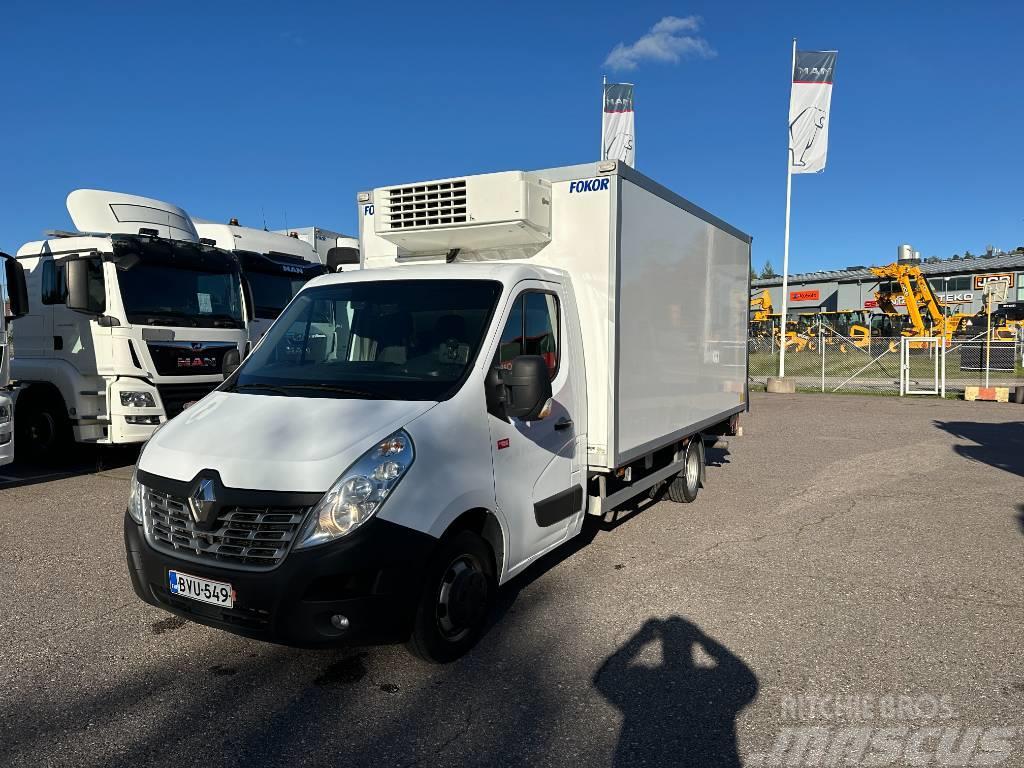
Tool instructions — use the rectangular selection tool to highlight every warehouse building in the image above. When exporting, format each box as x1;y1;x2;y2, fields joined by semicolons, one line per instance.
752;248;1024;318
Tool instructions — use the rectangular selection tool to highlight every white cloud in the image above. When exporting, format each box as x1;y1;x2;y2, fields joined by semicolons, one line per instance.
604;15;716;71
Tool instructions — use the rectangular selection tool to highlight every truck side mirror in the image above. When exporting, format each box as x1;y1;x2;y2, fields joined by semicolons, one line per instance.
222;348;241;378
326;246;359;272
503;356;553;421
2;254;29;319
66;259;100;314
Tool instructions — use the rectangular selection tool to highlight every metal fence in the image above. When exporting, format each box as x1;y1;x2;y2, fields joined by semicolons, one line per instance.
748;319;1024;396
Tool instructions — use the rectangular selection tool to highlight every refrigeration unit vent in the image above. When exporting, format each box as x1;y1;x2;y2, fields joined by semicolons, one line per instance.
372;171;551;253
383;180;467;229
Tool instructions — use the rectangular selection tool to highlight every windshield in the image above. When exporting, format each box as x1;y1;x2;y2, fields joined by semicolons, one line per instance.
226;278;503;401
113;237;244;329
238;252;327;320
246;271;316;320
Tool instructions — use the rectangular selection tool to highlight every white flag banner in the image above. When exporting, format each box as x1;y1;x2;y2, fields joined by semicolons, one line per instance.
602;83;635;167
788;51;836;174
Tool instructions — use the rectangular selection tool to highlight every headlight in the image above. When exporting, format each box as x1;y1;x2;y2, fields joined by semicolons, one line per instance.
120;391;156;408
0;403;10;425
127;466;147;524
296;430;414;549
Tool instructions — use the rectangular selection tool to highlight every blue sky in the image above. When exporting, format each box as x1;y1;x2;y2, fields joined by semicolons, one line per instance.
1;1;1021;275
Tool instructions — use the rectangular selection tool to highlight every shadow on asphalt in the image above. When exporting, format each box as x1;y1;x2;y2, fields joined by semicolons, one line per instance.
0;444;140;490
594;616;759;768
932;420;1024;479
1017;505;1024;536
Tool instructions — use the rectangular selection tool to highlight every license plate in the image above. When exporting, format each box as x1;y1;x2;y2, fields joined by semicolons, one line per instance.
168;570;234;608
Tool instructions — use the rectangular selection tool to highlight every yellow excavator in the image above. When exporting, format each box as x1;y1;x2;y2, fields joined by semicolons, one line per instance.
749;289;773;322
815;310;872;352
869;262;972;346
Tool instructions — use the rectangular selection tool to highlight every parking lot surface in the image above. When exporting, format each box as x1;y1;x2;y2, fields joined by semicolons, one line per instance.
2;393;1022;767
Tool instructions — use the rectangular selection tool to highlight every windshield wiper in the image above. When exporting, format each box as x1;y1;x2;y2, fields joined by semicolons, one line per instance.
139;313;198;327
280;383;381;398
231;382;293;396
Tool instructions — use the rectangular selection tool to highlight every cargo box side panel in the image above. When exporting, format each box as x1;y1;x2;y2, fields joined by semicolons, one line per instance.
614;179;749;464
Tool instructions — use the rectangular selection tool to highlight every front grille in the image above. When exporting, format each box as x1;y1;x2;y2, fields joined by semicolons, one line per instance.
156;382;219;418
382;179;467;229
146;488;307;569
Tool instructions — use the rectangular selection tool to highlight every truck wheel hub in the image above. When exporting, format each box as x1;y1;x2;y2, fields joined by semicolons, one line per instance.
437;555;487;639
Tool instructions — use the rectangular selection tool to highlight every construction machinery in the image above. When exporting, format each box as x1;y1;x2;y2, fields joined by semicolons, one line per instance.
750;289;773;322
869;261;976;345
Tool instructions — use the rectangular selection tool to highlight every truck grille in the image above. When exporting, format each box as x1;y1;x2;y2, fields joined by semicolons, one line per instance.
156;382;219;419
383;179;467;229
146;488;308;569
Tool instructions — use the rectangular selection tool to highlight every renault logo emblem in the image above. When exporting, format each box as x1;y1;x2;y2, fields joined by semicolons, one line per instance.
188;477;217;525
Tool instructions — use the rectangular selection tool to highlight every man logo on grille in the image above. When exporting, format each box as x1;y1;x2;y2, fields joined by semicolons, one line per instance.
188;477;218;525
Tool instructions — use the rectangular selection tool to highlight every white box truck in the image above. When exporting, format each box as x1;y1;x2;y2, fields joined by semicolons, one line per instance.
12;191;248;461
125;161;750;662
274;226;360;272
193;219;328;344
0;254;29;465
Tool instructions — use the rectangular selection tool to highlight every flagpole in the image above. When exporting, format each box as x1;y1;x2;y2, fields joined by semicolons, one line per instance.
601;75;607;160
779;37;797;379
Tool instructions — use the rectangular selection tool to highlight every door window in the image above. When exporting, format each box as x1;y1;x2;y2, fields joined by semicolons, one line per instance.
496;291;560;378
42;261;66;304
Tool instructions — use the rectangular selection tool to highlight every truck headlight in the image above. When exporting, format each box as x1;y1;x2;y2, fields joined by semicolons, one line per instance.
0;403;10;425
120;391;156;408
127;466;147;524
296;430;414;549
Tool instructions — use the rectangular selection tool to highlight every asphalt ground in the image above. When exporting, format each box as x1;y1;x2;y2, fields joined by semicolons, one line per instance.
2;393;1022;767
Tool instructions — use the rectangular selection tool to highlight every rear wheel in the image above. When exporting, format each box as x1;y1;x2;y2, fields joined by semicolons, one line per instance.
15;390;72;463
407;530;496;663
667;438;701;504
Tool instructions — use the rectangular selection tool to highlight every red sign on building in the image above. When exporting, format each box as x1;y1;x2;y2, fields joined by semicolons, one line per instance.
789;290;820;302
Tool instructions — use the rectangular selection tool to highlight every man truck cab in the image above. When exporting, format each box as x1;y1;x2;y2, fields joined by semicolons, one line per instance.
273;226;360;273
193;220;328;344
0;254;29;465
12;190;247;460
126;162;750;662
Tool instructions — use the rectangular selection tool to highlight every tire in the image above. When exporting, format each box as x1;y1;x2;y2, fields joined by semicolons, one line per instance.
14;390;72;463
406;530;496;663
667;439;701;504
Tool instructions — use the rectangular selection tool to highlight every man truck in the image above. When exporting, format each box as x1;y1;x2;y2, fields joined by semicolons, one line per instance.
274;226;360;272
193;219;328;344
124;161;750;662
12;190;247;460
0;254;28;465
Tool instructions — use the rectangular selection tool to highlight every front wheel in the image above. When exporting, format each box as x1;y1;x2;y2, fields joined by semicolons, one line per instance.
667;438;701;504
15;391;72;463
406;530;496;663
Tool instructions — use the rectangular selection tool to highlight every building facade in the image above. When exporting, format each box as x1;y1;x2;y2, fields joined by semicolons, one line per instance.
752;250;1024;318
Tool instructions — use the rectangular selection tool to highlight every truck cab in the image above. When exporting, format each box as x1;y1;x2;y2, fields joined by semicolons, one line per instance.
193;220;328;345
12;190;247;460
0;254;29;465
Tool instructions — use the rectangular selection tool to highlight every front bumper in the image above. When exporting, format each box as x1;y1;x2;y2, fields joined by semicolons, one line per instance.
125;512;437;647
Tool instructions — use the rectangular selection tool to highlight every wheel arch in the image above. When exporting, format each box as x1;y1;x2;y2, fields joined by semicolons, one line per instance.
440;508;506;582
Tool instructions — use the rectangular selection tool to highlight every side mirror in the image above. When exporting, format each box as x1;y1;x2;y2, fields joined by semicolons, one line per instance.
240;275;255;322
326;246;359;272
66;259;99;314
503;355;552;421
2;254;28;319
222;348;241;378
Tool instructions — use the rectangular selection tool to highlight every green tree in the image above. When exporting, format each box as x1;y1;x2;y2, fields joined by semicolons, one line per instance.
963;250;974;258
750;265;758;282
760;261;778;278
